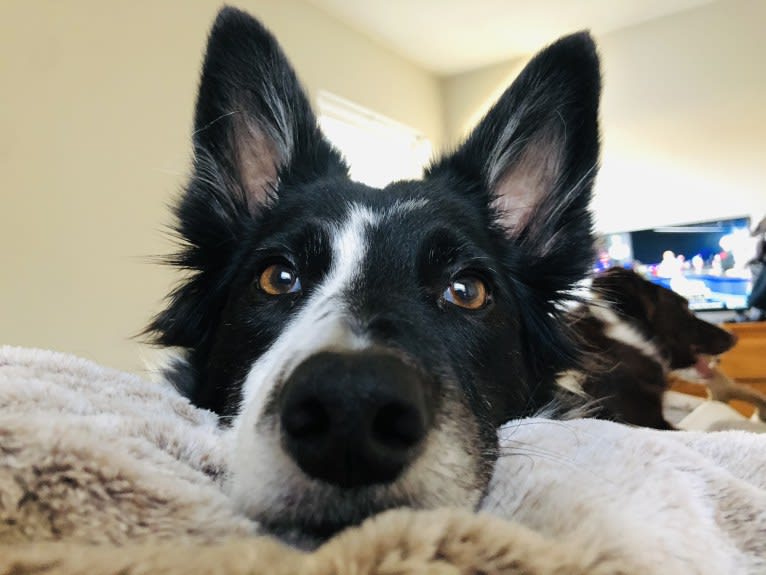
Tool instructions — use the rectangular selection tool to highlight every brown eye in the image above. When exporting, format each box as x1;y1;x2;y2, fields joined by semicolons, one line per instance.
443;276;489;310
258;263;301;296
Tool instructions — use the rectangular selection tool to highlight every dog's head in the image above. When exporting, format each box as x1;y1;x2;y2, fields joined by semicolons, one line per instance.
148;8;601;543
593;267;737;369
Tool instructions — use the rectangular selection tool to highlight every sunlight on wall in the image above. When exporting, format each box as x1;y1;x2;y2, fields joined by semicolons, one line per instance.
317;92;432;188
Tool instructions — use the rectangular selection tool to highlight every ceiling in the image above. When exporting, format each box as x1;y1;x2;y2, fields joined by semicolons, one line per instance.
308;0;715;75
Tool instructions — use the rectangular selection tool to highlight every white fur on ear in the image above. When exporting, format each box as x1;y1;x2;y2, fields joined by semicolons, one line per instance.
191;7;347;216
234;116;286;212
489;130;564;233
428;32;600;276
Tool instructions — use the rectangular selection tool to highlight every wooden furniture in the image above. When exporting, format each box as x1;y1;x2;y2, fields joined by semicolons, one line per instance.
670;321;766;417
718;322;766;383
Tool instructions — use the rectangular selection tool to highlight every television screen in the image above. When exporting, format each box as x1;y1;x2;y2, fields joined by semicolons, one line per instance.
596;217;756;311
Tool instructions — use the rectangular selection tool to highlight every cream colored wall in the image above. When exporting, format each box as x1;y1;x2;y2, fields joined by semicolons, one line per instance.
0;0;443;373
440;0;765;233
441;57;527;152
2;0;762;374
441;58;523;149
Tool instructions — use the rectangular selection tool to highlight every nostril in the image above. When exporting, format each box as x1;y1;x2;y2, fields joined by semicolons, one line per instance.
372;401;425;450
282;398;330;439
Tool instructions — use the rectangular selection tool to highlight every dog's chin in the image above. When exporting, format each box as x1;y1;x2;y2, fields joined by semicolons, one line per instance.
256;494;404;550
252;484;402;543
242;472;464;548
259;517;348;550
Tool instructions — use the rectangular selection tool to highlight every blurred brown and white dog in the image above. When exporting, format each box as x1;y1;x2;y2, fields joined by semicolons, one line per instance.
561;267;737;429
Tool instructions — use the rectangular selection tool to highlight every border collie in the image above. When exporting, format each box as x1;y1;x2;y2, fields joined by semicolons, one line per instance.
563;267;737;429
148;7;601;543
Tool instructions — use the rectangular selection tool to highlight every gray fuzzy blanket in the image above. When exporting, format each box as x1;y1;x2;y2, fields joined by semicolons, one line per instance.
1;345;765;574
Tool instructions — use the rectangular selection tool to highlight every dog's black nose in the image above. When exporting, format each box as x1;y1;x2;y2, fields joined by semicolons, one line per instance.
279;351;432;488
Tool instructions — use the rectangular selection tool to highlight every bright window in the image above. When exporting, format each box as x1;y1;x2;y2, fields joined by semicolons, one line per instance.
317;91;432;188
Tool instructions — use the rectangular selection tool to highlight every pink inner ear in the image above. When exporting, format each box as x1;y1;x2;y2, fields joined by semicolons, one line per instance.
489;131;563;235
233;115;285;214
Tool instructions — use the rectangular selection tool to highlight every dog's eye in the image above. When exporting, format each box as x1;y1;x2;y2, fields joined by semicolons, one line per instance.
258;263;301;296
443;276;489;310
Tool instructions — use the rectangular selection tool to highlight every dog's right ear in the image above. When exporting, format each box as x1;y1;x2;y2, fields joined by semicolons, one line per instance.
192;7;347;214
147;8;346;350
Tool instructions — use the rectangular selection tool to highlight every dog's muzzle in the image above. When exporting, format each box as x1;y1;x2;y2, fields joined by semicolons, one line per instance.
278;351;434;488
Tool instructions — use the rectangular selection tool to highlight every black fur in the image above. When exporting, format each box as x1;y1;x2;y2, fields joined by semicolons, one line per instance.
146;6;602;535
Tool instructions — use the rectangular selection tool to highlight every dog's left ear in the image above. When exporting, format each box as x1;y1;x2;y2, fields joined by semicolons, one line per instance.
431;32;601;291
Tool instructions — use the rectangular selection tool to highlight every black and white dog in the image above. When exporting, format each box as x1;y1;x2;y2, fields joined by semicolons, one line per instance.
148;7;601;542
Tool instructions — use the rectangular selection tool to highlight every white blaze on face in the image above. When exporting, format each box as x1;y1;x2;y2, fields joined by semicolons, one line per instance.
236;203;379;428
228;204;379;502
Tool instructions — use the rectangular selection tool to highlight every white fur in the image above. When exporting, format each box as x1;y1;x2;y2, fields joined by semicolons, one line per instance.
588;303;666;368
555;369;588;397
384;198;430;217
233;205;375;456
238;204;376;412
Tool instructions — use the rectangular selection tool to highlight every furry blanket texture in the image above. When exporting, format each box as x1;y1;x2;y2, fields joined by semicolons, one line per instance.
1;346;765;574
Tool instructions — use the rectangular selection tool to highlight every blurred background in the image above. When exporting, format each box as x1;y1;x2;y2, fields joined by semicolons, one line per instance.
1;0;763;374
